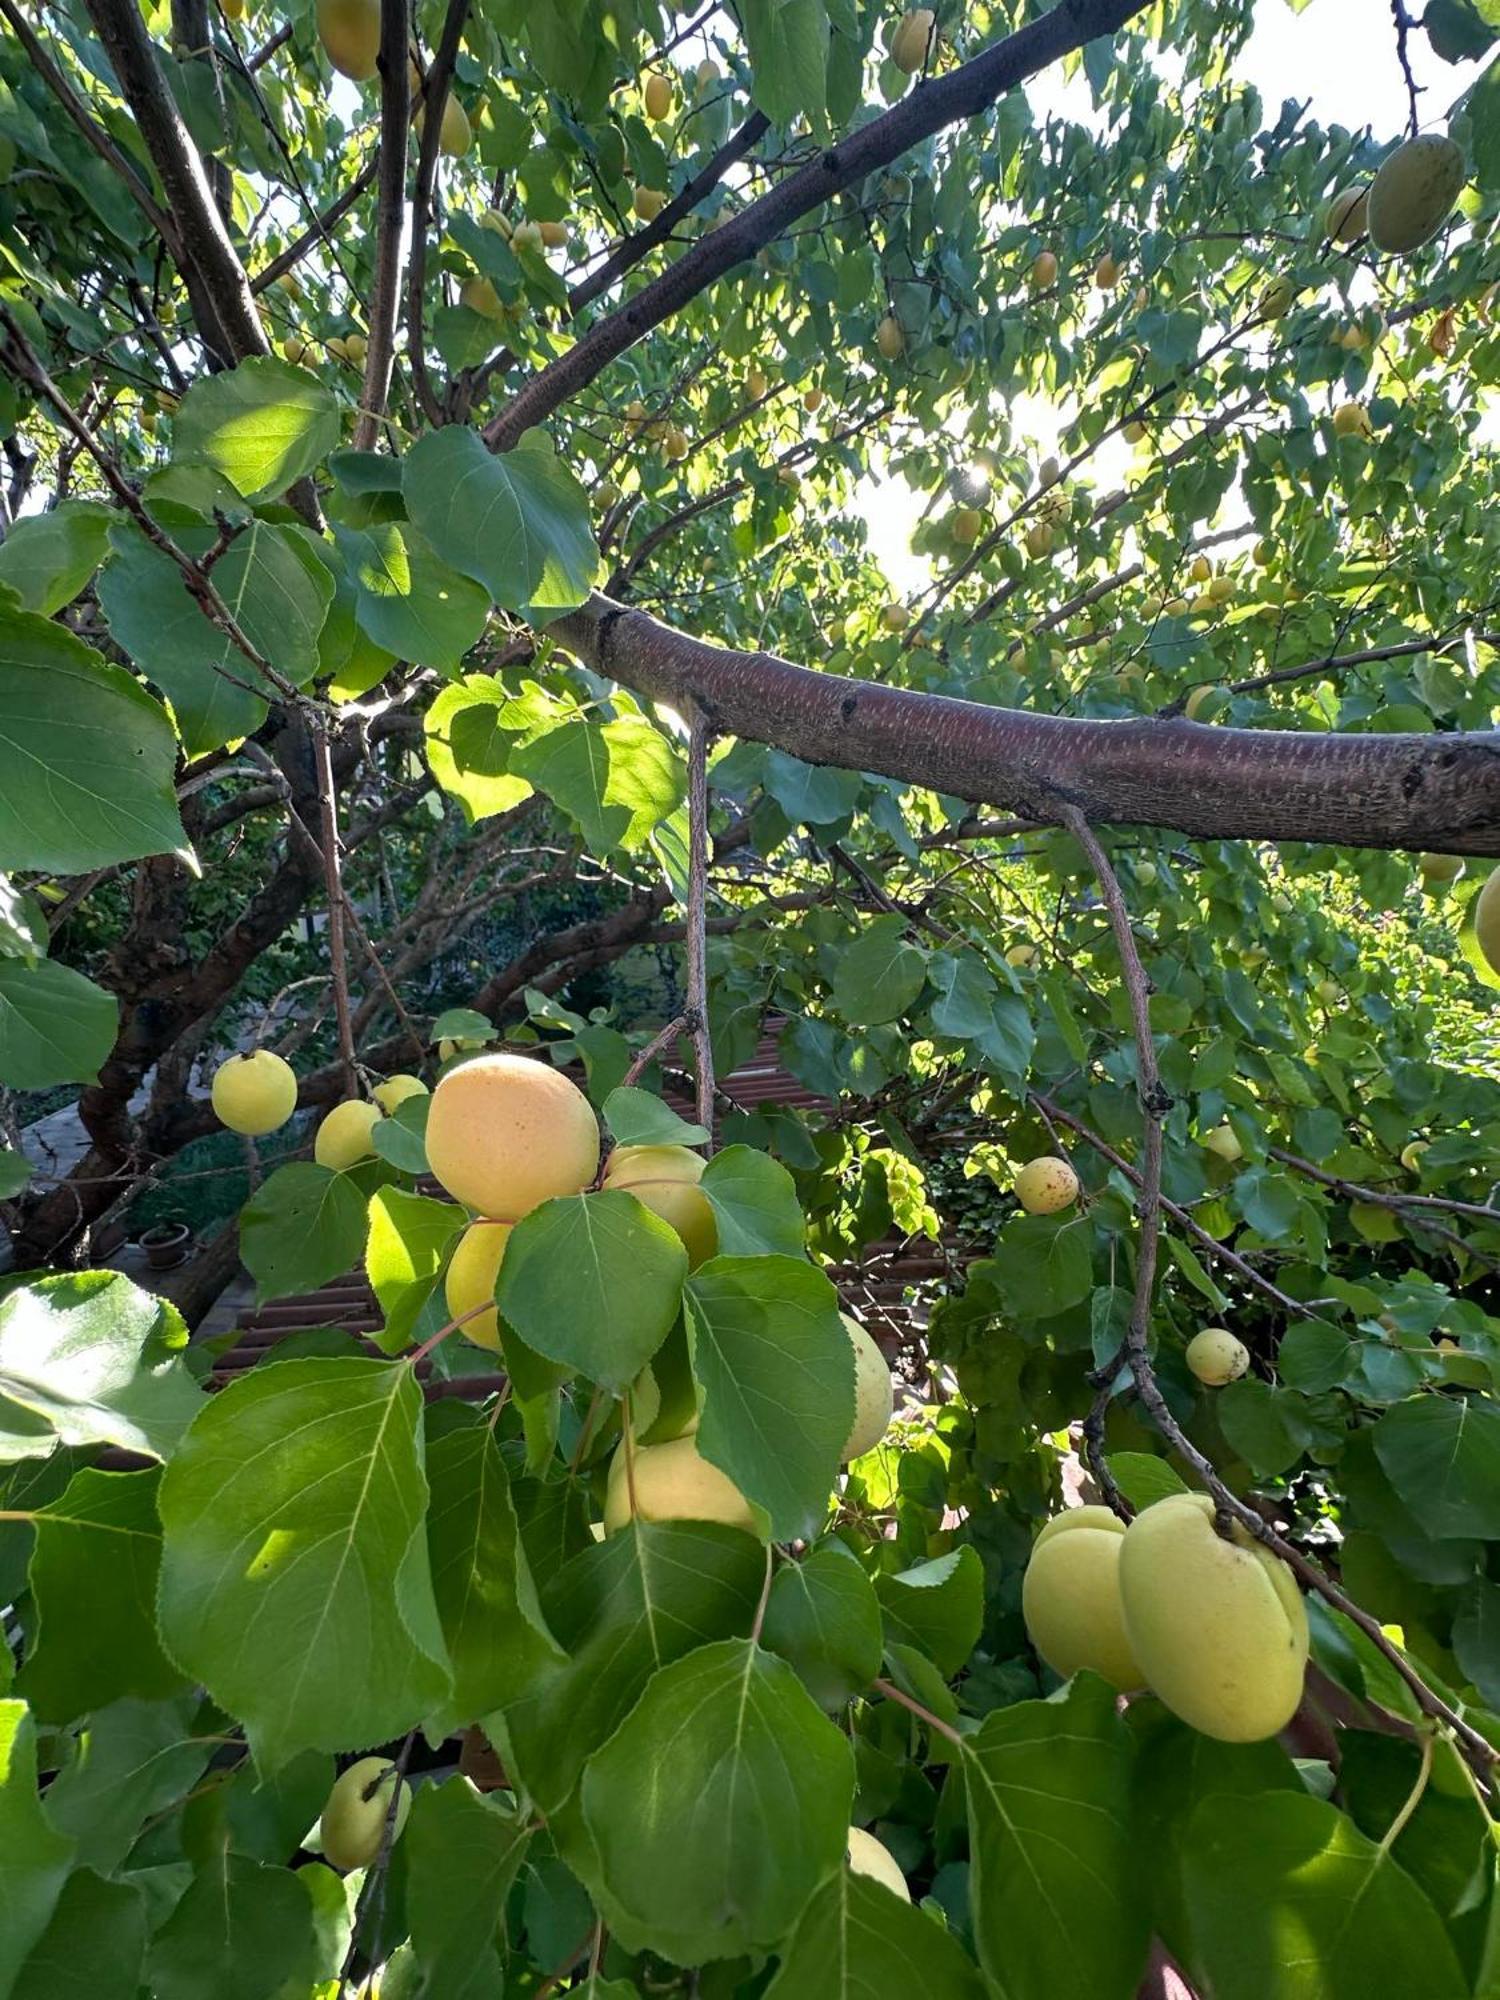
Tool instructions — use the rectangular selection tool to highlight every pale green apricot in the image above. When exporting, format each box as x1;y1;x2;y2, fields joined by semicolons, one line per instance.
1022;1505;1145;1691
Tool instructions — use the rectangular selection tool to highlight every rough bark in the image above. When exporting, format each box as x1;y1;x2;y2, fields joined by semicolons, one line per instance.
552;595;1500;855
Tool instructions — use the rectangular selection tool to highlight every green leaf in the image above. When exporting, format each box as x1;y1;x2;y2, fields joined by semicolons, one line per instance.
1216;1379;1308;1479
0;1700;76;1997
405;1777;533;1998
928;949;1001;1037
763;751;862;826
991;1212;1095;1320
170;355;339;503
1426;0;1498;61
15;1466;186;1724
498;1190;687;1393
875;1547;984;1678
764;1865;988;1999
962;1676;1147;2000
0;957;117;1088
511;714;685;857
688;1256;853;1541
603;1085;709;1148
831;915;928;1026
1373;1395;1500;1538
370;1094;432;1178
1180;1788;1469;1999
0;1272;202;1464
425;1426;563;1737
1454;1579;1500;1705
0;499;112;614
334;520;491;672
146;1852;316;2000
1277;1319;1351;1394
403;425;599;620
366;1186;462;1355
157;1357;451;1770
238;1162;369;1305
99;518;331;754
0;1148;30;1199
423;675;538;821
761;1538;883;1710
0;605;186;872
742;0;829;133
43;1696;212;1875
700;1145;807;1258
13;1867;148;2000
1105;1452;1188;1511
498;1521;766;1817
580;1637;855;1964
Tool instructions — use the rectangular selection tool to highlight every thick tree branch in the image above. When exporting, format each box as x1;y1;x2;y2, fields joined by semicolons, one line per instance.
481;0;1151;448
354;0;410;450
550;595;1500;854
405;0;470;426
83;0;268;365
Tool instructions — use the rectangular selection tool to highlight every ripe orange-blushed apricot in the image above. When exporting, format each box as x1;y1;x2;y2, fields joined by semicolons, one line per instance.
424;1051;599;1220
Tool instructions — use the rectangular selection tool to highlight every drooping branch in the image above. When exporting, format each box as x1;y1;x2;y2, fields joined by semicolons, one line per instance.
1067;807;1498;1787
481;0;1153;448
83;0;268;365
354;0;410;450
250;158;380;293
550;594;1500;854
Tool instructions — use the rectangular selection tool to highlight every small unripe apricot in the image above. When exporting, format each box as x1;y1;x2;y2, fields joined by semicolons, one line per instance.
314;1098;381;1172
1185;1328;1251;1386
633;185;667;223
643;70;674;121
889;7;935;73
320;1758;410;1871
1201;1122;1243;1163
1030;248;1059;289
373;1074;427;1116
842;1313;893;1460
875;313;906;360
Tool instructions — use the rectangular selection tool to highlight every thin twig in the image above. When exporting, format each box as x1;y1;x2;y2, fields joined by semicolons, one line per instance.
621;1013;692;1091
871;1674;964;1747
685;714;716;1140
312;718;359;1095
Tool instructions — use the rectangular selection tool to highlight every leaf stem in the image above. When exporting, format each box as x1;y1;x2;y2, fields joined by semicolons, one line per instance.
871;1674;964;1748
1380;1729;1435;1853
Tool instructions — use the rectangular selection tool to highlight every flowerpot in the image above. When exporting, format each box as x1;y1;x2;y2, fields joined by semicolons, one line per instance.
140;1221;192;1272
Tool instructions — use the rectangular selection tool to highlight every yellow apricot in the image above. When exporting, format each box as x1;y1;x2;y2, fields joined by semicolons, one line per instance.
1014;1155;1078;1214
424;1051;599;1220
842;1313;893;1460
1118;1493;1308;1742
602;1144;717;1268
373;1074;427;1116
1185;1328;1250;1386
320;1758;410;1870
1475;869;1500;977
846;1826;909;1899
602;1432;759;1534
211;1049;298;1137
314;1098;381;1172
444;1219;512;1352
315;0;379;80
1022;1506;1145;1691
